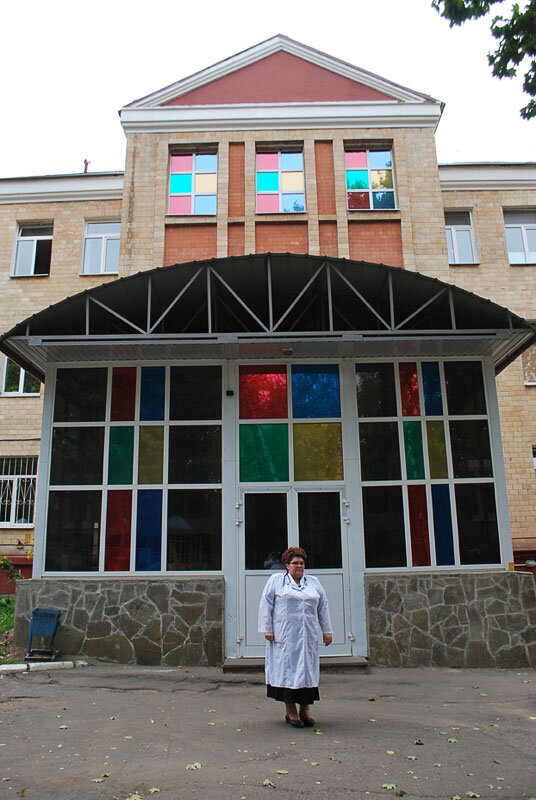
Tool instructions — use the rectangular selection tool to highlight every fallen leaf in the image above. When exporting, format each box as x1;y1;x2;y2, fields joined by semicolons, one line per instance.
262;779;275;787
368;719;377;723
310;761;320;766
109;716;117;720
315;729;323;735
186;762;201;770
16;792;26;798
479;693;488;697
395;792;407;798
368;696;376;701
490;723;500;728
492;758;500;764
382;783;396;790
256;706;261;709
333;740;342;744
386;750;395;755
149;789;161;794
466;793;480;798
439;731;448;735
236;728;242;732
488;785;495;789
59;725;69;730
208;709;217;713
276;769;289;774
447;737;458;743
208;722;215;726
414;739;424;745
496;777;504;781
102;773;110;778
434;763;442;767
124;735;134;740
92;778;105;783
125;794;143;800
451;796;462;800
407;756;417;760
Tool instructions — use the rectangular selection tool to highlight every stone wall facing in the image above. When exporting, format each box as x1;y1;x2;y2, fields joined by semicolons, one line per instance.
366;571;536;668
14;578;224;666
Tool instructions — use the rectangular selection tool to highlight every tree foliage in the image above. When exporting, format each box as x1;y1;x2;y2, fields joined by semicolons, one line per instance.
432;0;536;118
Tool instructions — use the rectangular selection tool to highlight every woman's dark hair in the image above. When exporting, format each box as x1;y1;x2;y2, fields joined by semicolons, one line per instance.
281;547;308;564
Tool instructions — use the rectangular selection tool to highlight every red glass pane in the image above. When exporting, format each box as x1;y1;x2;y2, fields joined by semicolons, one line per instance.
239;365;287;419
399;362;420;416
105;490;132;571
408;485;431;567
347;191;370;210
111;367;136;421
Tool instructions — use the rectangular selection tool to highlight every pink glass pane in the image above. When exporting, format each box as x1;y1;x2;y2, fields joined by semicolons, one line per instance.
347;192;370;210
111;367;136;421
257;194;280;213
105;490;132;571
169;195;191;215
408;485;431;566
399;362;420;416
239;365;287;419
256;153;279;171
171;154;193;173
345;151;367;169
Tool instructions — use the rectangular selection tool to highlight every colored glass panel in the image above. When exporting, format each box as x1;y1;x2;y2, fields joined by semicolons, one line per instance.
345;151;367;169
168;425;221;484
257;194;280;213
167;489;221;570
281;193;305;212
281;171;304;192
293;423;343;481
369;151;392;169
245;492;288;570
399;362;420;416
281;152;303;171
291;364;340;418
239;424;289;482
257;172;279;192
431;484;455;566
422;362;443;416
444;361;486;415
138;426;164;484
426;421;448;478
257;153;278;171
363;485;407;568
105;489;132;571
170;173;192;194
455;483;500;564
370;170;393;189
403;420;425;479
54;367;107;422
171;154;193;172
195;173;217;193
239;365;287;419
408;484;431;566
298;492;342;568
45;490;101;571
136;489;162;571
373;191;396;209
108;426;134;485
449;420;492;478
170;366;221;420
140;366;165;421
347;192;370;210
169;196;191;215
50;427;104;485
194;195;217;215
111;367;136;421
195;153;217;172
356;362;397;417
346;170;368;190
359;421;401;481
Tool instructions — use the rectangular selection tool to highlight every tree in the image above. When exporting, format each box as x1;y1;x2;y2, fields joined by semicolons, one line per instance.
432;0;536;119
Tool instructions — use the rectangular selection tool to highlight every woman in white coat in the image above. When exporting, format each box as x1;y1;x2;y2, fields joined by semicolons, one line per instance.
258;546;333;728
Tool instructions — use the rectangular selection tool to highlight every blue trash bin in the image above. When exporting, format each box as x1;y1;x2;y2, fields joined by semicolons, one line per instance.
26;607;62;662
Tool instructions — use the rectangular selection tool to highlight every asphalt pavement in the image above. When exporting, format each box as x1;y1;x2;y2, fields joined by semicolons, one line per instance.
0;664;535;800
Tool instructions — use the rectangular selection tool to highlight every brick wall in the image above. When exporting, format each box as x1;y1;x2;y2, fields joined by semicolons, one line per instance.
348;220;403;266
315;141;336;215
228;143;245;217
228;223;245;256
318;221;338;257
255;221;308;253
164;224;217;264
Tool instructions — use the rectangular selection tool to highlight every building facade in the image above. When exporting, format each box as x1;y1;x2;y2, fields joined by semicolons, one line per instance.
1;37;536;666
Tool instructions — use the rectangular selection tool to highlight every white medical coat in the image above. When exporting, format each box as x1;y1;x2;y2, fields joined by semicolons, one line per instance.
258;572;333;689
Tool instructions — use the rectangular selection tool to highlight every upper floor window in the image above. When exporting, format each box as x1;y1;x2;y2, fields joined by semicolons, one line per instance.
14;223;53;276
504;209;536;264
256;151;305;213
83;221;120;275
2;357;40;395
169;153;217;215
0;456;37;526
445;211;476;264
345;149;395;210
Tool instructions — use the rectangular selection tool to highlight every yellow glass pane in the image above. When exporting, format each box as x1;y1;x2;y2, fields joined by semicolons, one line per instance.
293;423;343;481
281;171;304;192
138;426;164;484
195;173;217;193
427;421;448;479
370;170;393;190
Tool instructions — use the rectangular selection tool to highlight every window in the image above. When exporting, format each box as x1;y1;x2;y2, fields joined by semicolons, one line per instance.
0;457;37;526
83;222;120;274
256;151;305;213
13;224;53;276
2;357;40;395
169;153;217;215
533;446;536;477
522;344;536;385
445;211;476;264
504;210;536;264
345;149;395;210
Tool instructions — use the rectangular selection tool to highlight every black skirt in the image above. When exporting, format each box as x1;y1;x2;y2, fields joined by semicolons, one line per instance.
266;685;320;704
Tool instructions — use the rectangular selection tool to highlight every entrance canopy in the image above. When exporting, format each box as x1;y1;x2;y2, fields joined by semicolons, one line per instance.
1;253;534;381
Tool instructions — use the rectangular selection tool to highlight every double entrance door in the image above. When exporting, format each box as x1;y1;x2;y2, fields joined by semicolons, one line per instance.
237;487;353;657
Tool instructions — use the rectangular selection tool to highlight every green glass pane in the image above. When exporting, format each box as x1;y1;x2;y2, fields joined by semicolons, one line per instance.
4;359;20;392
22;370;40;393
294;423;343;481
239;424;288;482
108;426;134;485
403;420;424;480
427;421;448;479
138;426;164;484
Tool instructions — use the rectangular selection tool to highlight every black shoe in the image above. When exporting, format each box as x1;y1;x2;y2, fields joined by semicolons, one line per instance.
285;714;304;728
299;714;315;727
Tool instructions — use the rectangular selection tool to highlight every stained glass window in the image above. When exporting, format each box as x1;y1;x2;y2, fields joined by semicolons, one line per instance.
399;362;420;416
105;490;132;571
291;365;340;418
293;423;343;481
408;485;431;566
140;367;165;421
108;427;134;485
136;490;162;571
239;424;289;482
138;427;164;484
169;153;217;215
239;365;287;419
345;149;395;211
256;151;305;213
111;367;136;421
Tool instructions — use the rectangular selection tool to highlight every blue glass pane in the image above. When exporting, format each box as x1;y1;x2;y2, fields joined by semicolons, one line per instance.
280;152;303;171
432;484;455;565
195;153;217;172
282;193;305;213
140;366;165;421
291;364;341;418
369;150;392;169
136;489;162;571
422;362;443;416
257;172;279;192
346;170;368;190
170;174;192;194
194;195;217;215
372;191;396;209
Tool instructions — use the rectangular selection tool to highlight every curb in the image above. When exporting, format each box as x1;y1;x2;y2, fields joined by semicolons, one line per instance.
0;660;88;675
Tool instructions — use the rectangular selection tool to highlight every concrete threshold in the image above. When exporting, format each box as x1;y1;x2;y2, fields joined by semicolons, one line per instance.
223;655;369;673
0;660;88;675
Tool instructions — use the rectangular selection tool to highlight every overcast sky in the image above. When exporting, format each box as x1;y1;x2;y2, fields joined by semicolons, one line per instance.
1;0;533;178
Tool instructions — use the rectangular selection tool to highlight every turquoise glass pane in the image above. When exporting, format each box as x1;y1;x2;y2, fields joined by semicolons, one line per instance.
369;150;392;169
372;191;395;209
140;366;165;421
403;420;425;479
291;364;340;418
346;170;368;190
239;424;288;482
280;152;303;171
281;193;305;212
169;174;192;194
432;485;455;565
422;362;443;415
195;153;217;172
136;490;162;571
194;195;217;214
108;426;134;485
257;172;279;192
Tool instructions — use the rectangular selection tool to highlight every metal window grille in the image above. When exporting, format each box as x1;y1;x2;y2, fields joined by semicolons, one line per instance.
0;457;37;525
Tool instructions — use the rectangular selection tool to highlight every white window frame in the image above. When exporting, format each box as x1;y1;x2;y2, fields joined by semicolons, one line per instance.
82;221;121;275
13;223;53;277
345;148;397;212
256;150;306;214
445;211;477;264
0;456;37;527
1;356;41;396
504;210;536;264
